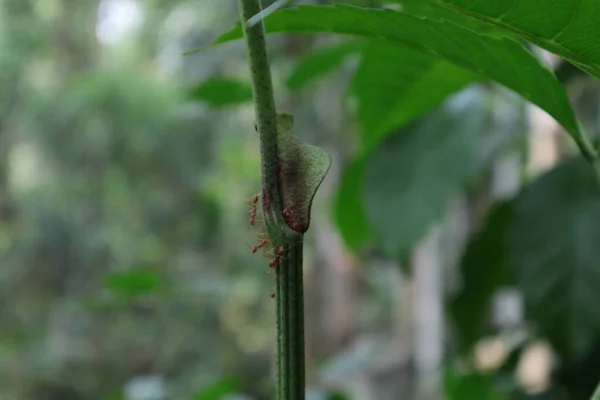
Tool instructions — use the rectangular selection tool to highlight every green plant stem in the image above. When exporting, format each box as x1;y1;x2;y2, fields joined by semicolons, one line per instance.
276;233;305;400
576;133;600;185
238;0;282;224
237;1;306;398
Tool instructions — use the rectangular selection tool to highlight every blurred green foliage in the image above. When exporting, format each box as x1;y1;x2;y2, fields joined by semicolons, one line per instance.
190;78;253;107
4;0;600;399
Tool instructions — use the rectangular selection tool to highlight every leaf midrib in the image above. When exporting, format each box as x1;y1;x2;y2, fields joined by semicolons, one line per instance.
424;0;600;78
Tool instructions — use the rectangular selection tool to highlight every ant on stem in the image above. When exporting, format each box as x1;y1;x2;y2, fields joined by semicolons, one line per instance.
252;239;269;254
246;194;260;227
267;246;285;269
282;205;302;232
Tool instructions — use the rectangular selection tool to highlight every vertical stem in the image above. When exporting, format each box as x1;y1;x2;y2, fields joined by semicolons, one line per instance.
276;235;305;399
237;1;306;398
238;0;282;223
412;227;444;399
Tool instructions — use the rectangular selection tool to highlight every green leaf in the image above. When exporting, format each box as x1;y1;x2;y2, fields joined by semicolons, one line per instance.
452;159;600;358
326;392;350;400
352;40;479;151
510;392;556;400
193;378;240;400
333;158;373;251
426;0;600;80
592;383;600;400
190;78;252;107
363;88;487;257
444;368;501;400
449;201;516;352
507;158;600;359
206;5;597;163
104;271;161;296
396;0;508;37
286;41;362;89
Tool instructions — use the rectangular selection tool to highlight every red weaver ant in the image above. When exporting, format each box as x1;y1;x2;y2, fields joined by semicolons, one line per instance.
282;205;303;232
246;194;260;226
267;246;286;269
282;208;293;219
252;239;269;254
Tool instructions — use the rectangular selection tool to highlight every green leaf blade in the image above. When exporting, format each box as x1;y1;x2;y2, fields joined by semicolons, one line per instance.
207;5;591;160
453;158;600;359
352;40;479;151
190;78;252;107
105;271;161;297
434;0;600;79
193;378;240;400
363;88;487;257
286;41;362;89
508;158;600;359
444;368;502;400
333;158;373;251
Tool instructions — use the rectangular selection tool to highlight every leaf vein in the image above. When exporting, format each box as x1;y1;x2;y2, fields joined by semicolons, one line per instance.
550;0;580;41
431;0;600;78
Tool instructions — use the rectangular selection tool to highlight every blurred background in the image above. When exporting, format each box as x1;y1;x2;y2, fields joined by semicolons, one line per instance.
1;0;600;399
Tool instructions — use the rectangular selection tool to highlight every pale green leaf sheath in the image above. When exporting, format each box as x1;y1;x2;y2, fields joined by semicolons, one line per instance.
274;114;331;234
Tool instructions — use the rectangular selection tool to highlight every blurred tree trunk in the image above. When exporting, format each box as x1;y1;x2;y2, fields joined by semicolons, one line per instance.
0;0;36;224
0;76;19;223
412;227;444;400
